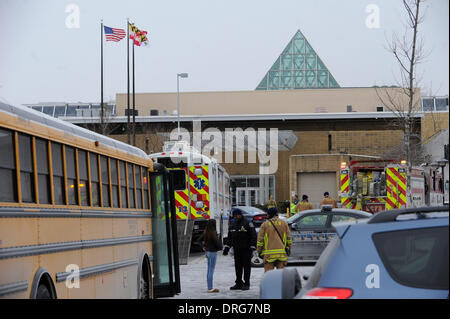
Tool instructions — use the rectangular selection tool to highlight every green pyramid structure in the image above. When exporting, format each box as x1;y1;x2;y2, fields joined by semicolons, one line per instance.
256;30;340;90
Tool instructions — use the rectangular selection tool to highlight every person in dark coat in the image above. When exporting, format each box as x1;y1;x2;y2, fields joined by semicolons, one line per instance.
223;208;257;290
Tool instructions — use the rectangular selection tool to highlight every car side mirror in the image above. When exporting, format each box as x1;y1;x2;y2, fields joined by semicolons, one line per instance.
291;223;298;230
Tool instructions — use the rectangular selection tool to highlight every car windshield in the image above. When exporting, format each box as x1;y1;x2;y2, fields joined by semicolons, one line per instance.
286;210;318;223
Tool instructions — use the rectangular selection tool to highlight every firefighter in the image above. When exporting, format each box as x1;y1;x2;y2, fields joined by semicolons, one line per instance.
290;194;299;214
294;194;314;213
320;191;338;208
223;209;257;290
266;195;277;209
257;207;292;272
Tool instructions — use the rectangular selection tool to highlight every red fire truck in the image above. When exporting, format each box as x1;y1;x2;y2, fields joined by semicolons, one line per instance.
339;160;444;213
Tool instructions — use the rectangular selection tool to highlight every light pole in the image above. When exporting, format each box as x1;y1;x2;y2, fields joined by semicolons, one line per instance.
177;73;188;139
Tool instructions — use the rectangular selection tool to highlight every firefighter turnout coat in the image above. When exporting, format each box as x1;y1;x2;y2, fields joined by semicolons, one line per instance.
294;200;314;213
257;217;292;263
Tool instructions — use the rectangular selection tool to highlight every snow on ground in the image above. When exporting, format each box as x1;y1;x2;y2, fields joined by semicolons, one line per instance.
166;252;314;299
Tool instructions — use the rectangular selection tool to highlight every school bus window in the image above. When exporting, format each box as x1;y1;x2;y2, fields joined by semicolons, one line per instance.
0;128;17;202
100;155;110;207
110;158;119;208
18;133;35;203
119;160;127;208
36;137;51;204
143;167;149;209
65;146;78;205
51;142;65;205
78;150;89;206
128;163;135;208
135;166;142;209
90;152;100;207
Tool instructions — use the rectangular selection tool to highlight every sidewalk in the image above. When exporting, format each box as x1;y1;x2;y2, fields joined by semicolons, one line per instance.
167;252;314;299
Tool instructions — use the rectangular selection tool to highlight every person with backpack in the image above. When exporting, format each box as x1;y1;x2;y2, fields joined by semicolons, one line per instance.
256;207;292;272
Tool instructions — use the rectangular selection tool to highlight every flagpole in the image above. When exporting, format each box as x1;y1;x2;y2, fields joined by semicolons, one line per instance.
132;39;136;146
101;20;104;129
127;18;130;144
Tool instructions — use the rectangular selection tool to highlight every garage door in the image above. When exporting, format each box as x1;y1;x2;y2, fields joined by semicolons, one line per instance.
297;172;338;209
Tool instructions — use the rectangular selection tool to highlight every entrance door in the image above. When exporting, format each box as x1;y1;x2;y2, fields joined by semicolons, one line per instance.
151;167;181;298
247;188;259;206
236;187;259;206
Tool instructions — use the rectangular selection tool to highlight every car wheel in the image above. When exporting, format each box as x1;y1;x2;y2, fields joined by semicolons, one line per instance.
251;250;264;268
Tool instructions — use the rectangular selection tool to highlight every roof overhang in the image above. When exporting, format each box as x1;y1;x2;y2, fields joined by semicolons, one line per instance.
62;112;424;124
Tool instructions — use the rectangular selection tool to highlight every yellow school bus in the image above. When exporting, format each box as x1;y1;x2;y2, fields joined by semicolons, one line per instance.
0;102;175;298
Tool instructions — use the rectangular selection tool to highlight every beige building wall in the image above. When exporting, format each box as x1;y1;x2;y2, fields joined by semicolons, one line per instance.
108;128;405;202
116;87;420;116
421;112;450;142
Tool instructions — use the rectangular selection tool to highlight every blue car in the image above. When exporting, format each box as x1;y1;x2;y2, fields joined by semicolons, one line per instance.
260;206;449;299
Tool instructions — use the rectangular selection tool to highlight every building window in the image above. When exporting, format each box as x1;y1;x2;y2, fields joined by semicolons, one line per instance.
435;98;448;111
230;175;276;206
422;98;434;111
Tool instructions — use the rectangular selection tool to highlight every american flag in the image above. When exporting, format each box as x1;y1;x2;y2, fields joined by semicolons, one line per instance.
104;26;126;42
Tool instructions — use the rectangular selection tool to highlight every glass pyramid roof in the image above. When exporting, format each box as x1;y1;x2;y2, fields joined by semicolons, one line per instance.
256;30;340;90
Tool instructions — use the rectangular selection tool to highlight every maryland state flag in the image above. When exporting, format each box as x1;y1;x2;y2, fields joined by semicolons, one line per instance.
129;23;149;46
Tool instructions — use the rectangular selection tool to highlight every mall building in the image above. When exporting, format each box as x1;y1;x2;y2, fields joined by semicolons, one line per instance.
27;30;449;208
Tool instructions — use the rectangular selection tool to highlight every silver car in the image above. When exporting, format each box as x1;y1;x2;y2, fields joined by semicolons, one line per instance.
251;206;371;267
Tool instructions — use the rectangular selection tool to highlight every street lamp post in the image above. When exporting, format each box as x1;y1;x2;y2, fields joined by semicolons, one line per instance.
177;73;189;139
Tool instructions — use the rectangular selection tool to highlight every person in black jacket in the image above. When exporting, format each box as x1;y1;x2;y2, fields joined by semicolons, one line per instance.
223;208;257;290
202;219;223;293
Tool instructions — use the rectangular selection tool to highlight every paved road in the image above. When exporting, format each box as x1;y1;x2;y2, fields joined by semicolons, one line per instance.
166;252;314;299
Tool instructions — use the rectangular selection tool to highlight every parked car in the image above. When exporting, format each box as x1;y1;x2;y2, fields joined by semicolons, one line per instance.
230;206;268;228
251;206;371;267
260;206;449;299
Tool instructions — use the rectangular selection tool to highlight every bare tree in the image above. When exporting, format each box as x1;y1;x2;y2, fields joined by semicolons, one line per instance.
376;0;427;206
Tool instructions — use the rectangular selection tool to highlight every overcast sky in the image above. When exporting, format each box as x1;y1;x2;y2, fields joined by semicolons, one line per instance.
0;0;448;106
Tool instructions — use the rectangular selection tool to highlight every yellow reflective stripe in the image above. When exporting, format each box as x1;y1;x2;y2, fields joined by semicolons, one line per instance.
264;232;268;250
266;257;288;262
261;249;287;255
175;191;189;219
